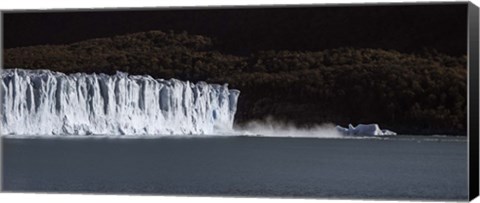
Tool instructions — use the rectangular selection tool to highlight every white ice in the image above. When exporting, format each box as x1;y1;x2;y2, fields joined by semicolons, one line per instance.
336;123;397;136
1;69;240;136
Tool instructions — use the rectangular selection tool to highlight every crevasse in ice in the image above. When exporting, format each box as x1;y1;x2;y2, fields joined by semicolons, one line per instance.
1;69;240;136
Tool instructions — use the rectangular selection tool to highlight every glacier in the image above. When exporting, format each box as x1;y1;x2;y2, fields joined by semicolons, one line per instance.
1;69;240;136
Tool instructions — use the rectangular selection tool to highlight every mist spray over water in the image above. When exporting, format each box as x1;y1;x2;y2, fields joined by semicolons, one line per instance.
234;116;343;138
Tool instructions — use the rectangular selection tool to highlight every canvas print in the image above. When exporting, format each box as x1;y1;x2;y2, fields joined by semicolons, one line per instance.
0;3;476;201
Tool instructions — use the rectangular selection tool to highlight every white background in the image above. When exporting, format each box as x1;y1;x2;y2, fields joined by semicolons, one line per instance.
0;0;478;202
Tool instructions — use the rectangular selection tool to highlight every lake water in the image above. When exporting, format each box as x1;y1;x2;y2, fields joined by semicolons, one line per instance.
1;136;468;200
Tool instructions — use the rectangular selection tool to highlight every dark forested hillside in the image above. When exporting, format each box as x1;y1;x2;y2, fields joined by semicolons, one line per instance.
4;4;467;56
3;31;467;135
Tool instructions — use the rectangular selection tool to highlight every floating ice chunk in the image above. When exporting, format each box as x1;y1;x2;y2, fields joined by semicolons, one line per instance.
381;129;397;136
336;123;397;136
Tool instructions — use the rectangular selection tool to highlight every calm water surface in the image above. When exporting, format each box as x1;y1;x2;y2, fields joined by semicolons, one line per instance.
2;136;468;200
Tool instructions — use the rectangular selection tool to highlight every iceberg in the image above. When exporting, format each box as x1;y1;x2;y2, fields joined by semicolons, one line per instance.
336;124;397;136
1;69;240;136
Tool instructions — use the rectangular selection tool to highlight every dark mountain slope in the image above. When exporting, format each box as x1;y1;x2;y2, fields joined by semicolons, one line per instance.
4;31;467;135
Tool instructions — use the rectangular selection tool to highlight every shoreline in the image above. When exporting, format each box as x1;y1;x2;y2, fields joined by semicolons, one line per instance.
0;134;468;142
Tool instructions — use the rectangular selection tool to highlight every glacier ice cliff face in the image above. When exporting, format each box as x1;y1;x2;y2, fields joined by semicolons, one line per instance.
1;69;240;136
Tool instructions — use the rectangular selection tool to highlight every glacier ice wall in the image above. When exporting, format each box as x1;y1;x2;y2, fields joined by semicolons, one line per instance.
1;69;240;136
